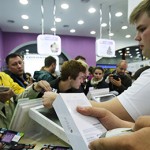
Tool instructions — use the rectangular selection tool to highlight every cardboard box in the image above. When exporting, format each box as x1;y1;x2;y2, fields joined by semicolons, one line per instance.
53;93;107;150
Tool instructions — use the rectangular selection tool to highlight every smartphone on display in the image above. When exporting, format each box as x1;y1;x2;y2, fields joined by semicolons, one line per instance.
40;145;72;150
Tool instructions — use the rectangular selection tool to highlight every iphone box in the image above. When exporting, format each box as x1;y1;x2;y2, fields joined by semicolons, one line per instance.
53;93;107;150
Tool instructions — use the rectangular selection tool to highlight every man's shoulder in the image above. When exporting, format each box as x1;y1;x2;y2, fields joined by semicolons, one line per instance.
4;70;18;79
3;70;12;75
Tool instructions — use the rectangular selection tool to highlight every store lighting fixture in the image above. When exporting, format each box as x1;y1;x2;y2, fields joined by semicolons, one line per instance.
19;0;28;5
109;33;114;36
115;12;123;17
88;7;96;13
55;18;61;22
121;26;128;29
78;20;84;25
90;31;96;34
101;23;107;27
21;15;29;19
23;26;29;30
61;3;69;9
51;27;56;31
125;35;131;38
70;29;76;33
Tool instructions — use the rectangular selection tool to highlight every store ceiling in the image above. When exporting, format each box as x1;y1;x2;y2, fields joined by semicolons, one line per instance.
0;0;142;59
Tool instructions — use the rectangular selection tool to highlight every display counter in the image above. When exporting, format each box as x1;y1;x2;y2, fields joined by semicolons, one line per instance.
19;129;69;150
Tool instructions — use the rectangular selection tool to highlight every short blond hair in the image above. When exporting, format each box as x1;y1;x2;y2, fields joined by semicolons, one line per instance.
130;0;150;24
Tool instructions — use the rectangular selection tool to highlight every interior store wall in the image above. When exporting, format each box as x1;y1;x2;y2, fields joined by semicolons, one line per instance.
0;29;4;69
1;32;96;67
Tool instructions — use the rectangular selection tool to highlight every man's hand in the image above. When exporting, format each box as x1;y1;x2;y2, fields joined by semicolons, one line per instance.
89;127;150;150
109;76;122;87
0;89;15;103
42;91;58;108
76;106;133;130
133;116;150;131
33;80;51;92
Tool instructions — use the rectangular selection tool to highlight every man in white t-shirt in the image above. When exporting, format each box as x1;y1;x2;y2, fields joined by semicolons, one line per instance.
42;0;150;149
89;0;150;122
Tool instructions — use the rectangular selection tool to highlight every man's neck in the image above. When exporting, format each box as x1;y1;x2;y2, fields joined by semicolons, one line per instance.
59;80;71;92
44;67;52;74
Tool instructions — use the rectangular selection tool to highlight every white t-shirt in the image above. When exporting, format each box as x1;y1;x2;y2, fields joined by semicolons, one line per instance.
118;68;150;121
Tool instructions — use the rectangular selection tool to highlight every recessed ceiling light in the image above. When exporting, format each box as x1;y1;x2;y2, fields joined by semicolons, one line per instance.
90;31;96;34
51;27;56;31
70;29;76;33
118;50;122;53
55;17;61;22
88;7;96;13
21;15;29;19
137;54;141;57
135;48;139;51
19;0;28;5
126;51;130;53
61;3;69;9
101;23;107;27
109;33;114;36
115;12;123;17
78;20;84;25
120;53;123;55
126;47;130;50
23;26;29;30
130;56;133;58
125;35;131;38
136;51;140;54
121;26;128;29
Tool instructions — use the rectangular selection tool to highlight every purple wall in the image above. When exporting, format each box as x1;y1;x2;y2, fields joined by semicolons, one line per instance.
0;29;4;69
2;32;96;67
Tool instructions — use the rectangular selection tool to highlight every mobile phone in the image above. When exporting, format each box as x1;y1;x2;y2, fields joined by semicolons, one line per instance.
112;75;119;80
41;145;72;150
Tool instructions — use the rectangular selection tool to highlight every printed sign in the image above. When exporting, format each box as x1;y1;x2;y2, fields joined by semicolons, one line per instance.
37;34;61;55
96;39;116;57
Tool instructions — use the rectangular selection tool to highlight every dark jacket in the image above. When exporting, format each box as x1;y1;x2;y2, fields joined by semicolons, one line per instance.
109;70;132;94
4;70;28;88
50;77;83;93
85;79;109;95
34;70;57;83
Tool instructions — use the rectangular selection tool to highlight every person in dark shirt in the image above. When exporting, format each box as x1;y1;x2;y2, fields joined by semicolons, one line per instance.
132;66;150;80
48;60;86;93
34;55;57;83
105;60;132;95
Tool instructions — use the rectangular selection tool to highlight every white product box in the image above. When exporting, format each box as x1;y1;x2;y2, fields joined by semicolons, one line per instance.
53;93;107;150
29;105;69;144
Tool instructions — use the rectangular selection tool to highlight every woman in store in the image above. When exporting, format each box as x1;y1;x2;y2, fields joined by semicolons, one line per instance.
85;67;109;95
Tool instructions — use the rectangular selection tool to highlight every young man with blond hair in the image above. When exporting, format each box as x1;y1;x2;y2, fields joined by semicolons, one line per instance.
43;0;150;149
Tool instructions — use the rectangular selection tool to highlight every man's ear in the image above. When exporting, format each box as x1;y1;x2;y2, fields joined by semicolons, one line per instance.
51;63;55;67
68;76;72;81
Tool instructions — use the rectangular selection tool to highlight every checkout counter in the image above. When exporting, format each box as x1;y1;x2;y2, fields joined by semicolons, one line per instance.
9;98;70;150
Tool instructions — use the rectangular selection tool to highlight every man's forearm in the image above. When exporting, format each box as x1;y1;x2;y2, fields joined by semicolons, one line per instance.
90;97;134;122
